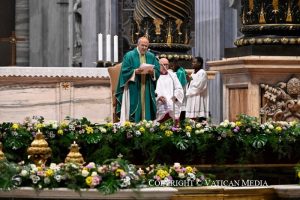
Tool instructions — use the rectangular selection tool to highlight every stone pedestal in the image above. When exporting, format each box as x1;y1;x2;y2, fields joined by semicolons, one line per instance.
208;56;300;121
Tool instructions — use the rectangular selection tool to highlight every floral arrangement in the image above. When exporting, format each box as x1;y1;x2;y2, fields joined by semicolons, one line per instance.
1;114;299;165
0;157;212;193
0;114;299;185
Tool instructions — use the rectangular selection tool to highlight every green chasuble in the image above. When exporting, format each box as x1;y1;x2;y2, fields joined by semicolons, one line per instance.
176;67;188;87
115;48;160;122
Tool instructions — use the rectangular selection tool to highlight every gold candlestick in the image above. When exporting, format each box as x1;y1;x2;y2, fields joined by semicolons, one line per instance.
27;130;52;166
65;141;85;165
0;142;6;161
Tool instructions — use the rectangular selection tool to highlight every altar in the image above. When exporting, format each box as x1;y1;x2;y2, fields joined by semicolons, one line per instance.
0;67;112;123
0;185;300;200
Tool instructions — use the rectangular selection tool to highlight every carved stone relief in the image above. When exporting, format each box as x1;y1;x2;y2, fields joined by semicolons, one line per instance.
260;76;300;122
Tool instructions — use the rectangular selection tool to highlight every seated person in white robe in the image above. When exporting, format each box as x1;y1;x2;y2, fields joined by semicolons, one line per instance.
155;58;184;123
186;56;209;122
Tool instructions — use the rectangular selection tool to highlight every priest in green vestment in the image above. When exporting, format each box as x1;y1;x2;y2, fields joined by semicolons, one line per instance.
115;37;160;123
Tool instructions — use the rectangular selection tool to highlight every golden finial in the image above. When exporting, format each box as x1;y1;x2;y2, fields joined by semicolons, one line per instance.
249;0;254;11
65;141;85;165
27;129;52;166
153;18;163;35
0;142;6;161
175;19;183;35
286;0;292;23
259;3;266;24
272;0;279;12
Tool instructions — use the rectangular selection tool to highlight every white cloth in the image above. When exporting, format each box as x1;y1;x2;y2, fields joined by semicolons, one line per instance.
185;69;209;118
120;71;136;123
155;70;184;120
120;84;130;123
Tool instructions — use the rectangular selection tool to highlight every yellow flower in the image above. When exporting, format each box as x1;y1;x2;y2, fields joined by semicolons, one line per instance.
60;121;68;128
235;121;242;126
298;171;300;179
156;169;169;179
275;126;282;133
115;168;125;177
289;120;297;127
165;130;173;137
107;122;113;127
57;129;64;135
45;169;54;177
86;126;94;134
124;121;131;127
185;126;192;133
185;166;193;173
36;123;44;130
85;176;93;186
139;127;145;133
12;123;19;130
160;125;166;130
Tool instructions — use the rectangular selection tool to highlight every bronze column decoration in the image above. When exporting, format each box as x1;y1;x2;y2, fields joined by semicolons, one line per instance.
131;0;193;67
236;0;300;46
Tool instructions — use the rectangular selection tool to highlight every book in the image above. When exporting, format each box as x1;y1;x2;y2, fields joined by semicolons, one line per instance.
138;63;154;74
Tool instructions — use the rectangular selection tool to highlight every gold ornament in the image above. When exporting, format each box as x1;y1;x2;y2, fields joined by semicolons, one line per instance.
27;130;52;166
0;142;6;161
65;141;85;165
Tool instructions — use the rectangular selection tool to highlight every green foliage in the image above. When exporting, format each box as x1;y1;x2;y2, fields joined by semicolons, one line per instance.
0;160;19;190
0;114;300;165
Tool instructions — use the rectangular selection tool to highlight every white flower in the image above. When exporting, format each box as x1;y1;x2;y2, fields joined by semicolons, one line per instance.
49;163;59;170
145;123;151;128
187;173;196;181
204;127;210;132
54;174;62;182
135;130;141;136
268;124;274;129
45;120;58;129
173;162;181;168
30;175;40;184
20;169;29;177
91;171;98;177
120;176;131;188
81;169;89;177
44;177;51;184
196;123;202;128
230;122;236;128
186;132;191;137
178;172;185;179
220;120;229;127
100;127;107;133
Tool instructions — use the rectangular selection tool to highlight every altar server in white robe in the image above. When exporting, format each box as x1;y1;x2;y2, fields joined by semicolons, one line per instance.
186;56;209;121
155;58;184;123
